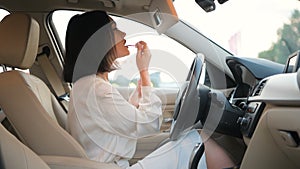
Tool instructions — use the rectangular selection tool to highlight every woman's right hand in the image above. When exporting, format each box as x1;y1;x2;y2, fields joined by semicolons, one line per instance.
135;41;152;86
135;41;151;72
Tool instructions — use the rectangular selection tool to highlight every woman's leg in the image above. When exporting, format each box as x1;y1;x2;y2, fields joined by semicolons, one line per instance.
200;131;235;169
129;130;207;169
129;130;235;169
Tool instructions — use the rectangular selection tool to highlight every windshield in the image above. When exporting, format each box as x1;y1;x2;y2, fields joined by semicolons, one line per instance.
174;0;300;64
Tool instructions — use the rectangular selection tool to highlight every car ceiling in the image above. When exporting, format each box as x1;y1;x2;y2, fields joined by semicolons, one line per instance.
0;0;151;16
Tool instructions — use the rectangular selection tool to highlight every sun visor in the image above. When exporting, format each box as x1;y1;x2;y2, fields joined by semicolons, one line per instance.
127;0;178;34
149;0;178;34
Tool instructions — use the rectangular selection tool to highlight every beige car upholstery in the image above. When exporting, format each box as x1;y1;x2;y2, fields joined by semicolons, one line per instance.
240;107;300;169
0;13;87;158
40;156;121;169
0;124;121;169
0;124;50;169
0;13;39;69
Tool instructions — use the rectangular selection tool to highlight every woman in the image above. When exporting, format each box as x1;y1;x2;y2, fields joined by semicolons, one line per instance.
64;10;234;169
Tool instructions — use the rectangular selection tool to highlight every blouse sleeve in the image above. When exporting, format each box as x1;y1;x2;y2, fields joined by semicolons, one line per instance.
128;86;140;108
95;82;163;139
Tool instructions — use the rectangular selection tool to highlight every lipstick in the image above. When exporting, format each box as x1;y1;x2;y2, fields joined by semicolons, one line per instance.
126;45;135;47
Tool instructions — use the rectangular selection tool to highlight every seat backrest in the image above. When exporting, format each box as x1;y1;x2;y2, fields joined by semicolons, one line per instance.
0;13;87;158
0;124;51;169
0;123;122;169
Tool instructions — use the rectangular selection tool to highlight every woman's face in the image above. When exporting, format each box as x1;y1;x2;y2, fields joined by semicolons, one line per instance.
112;23;130;58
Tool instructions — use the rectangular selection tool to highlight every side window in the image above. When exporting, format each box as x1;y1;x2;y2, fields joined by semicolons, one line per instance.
0;9;9;21
51;10;83;49
50;10;195;89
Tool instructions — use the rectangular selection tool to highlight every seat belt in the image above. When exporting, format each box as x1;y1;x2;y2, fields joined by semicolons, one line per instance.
36;46;69;111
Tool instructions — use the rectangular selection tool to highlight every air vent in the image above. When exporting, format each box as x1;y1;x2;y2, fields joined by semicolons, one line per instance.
252;80;267;96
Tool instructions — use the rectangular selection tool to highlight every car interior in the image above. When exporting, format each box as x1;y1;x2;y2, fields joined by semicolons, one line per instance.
0;0;300;169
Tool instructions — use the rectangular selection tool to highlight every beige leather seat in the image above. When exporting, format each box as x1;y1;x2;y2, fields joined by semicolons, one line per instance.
0;13;89;159
0;123;50;169
0;123;121;169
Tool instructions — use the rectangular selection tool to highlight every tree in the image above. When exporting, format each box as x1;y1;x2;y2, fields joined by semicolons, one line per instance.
258;10;300;64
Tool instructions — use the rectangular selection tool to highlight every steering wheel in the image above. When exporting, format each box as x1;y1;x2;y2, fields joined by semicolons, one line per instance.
169;54;205;141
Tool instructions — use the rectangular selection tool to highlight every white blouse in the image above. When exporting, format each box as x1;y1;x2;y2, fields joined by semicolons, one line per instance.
67;75;162;166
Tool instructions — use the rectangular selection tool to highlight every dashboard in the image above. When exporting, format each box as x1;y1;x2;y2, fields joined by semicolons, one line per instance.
225;56;300;169
226;56;284;102
193;54;300;148
179;54;300;168
225;56;300;139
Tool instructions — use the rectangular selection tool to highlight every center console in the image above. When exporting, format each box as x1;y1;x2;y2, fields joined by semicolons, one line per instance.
237;101;265;138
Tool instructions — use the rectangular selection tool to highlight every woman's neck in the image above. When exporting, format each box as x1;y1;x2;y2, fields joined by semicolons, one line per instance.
97;72;109;81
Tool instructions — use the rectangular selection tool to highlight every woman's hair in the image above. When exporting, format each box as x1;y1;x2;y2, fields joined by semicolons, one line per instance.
63;10;117;83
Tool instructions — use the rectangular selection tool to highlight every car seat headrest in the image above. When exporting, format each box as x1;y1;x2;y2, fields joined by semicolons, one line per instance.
0;13;39;69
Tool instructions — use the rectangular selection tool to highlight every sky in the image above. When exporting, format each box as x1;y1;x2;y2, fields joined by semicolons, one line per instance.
173;0;300;58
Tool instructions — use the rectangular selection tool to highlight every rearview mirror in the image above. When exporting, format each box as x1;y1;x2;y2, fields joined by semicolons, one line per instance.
195;0;215;12
195;0;229;12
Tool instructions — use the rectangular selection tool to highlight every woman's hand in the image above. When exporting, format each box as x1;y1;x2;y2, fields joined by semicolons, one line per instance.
135;41;151;72
135;41;151;86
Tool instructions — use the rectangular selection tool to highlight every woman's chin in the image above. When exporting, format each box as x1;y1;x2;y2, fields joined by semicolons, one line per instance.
118;51;130;58
123;49;130;56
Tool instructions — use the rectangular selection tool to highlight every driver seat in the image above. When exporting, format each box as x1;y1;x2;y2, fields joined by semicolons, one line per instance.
0;13;87;158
